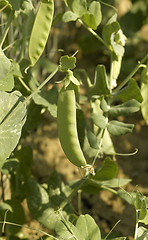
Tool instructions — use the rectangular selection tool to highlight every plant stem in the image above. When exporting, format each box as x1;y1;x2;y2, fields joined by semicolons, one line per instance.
134;210;139;240
78;19;110;50
60;176;88;210
18;77;32;92
0;10;15;48
78;190;82;215
113;54;148;94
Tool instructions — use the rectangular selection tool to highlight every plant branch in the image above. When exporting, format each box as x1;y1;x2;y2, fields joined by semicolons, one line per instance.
113;54;148;94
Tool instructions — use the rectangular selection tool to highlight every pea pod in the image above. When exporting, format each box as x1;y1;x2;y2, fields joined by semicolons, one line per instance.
29;0;54;66
57;83;87;167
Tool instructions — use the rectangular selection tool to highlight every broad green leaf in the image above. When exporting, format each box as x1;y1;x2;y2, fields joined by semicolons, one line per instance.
27;178;60;230
0;48;11;79
59;55;76;72
89;65;110;96
0;91;27;162
141;81;148;124
68;0;87;17
0;199;25;235
109;99;141;116
76;214;101;240
82;178;131;194
114;78;143;103
63;11;78;22
7;0;21;10
94;157;118;181
137;227;148;240
139;201;147;220
82;13;97;30
92;113;107;129
107;120;134;136
55;219;84;240
88;1;102;27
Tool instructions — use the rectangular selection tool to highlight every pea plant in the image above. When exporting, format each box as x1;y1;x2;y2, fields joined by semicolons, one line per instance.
0;0;148;239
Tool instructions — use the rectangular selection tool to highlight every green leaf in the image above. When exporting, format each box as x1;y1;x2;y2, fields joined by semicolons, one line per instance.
100;178;131;188
0;199;25;235
68;0;87;17
89;65;110;96
92;113;107;129
32;86;58;118
114;78;143;103
82;13;97;30
88;1;102;27
76;214;101;240
7;0;21;10
109;99;141;117
94;157;118;181
63;70;80;86
1;158;19;174
63;11;78;22
137;227;148;240
100;98;110;113
0;91;27;162
107;120;134;136
55;219;84;240
86;129;99;149
118;189;135;205
102;21;120;46
27;178;60;230
59;55;76;72
0;48;14;91
141;81;148;124
139;212;148;225
102;129;115;155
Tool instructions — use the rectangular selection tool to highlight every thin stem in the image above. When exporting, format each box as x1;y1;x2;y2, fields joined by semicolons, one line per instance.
0;10;15;48
134;210;139;240
78;19;110;50
0;221;59;240
59;176;88;210
18;77;32;92
78;190;82;215
113;54;148;94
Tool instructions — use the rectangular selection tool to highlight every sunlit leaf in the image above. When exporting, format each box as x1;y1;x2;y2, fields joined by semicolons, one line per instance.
0;91;27;162
63;11;78;22
107;120;134;136
76;214;101;240
141;81;148;124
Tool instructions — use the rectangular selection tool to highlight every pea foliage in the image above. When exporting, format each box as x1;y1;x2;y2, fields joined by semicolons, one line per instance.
0;0;148;239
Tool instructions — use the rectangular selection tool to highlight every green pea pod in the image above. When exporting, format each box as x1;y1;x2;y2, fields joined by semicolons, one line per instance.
57;83;87;167
29;0;54;66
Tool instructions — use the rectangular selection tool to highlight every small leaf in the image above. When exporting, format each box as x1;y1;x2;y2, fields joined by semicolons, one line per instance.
69;0;87;17
76;214;101;240
92;113;107;129
88;1;102;27
63;70;80;86
89;65;110;96
59;55;76;72
100;98;110;113
63;11;78;22
102;129;115;155
82;13;97;30
109;99;141;116
107;120;134;136
102;21;120;46
94;157;118;181
87;129;99;149
114;78;143;103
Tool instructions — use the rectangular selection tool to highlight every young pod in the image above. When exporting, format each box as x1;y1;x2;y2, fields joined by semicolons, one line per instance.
57;83;87;167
